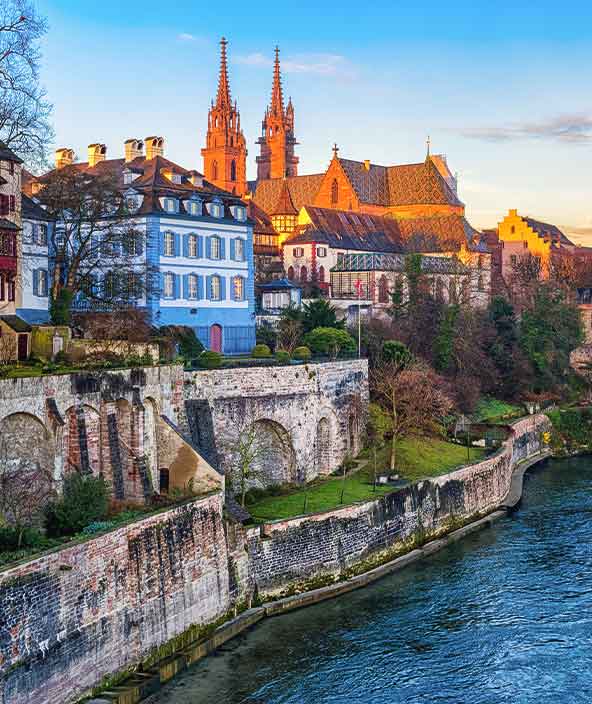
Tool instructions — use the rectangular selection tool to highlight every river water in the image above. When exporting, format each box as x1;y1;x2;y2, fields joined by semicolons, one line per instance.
153;457;592;704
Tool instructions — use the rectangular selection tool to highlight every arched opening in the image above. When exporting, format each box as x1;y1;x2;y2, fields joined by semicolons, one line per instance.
319;265;325;282
212;160;218;181
63;404;101;476
300;266;308;282
210;324;222;352
378;275;389;303
287;265;295;280
230;159;236;182
331;178;339;204
248;419;297;486
315;418;331;474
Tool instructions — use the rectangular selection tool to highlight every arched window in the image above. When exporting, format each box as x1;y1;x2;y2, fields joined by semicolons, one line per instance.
378;275;389;303
319;266;325;282
331;179;338;204
300;266;308;282
212;160;218;181
230;159;236;182
287;265;295;279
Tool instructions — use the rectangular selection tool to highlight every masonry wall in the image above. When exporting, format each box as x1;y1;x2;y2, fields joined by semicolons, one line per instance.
0;492;251;704
246;414;550;596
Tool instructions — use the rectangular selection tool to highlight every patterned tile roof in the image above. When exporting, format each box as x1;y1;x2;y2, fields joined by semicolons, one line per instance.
270;179;298;215
251;173;325;212
393;214;488;253
337;157;463;207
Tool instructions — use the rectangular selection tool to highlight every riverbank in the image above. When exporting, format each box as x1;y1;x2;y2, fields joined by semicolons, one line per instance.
74;416;550;704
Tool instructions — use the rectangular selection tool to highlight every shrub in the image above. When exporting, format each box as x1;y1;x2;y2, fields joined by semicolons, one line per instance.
198;350;223;369
0;526;45;551
256;321;277;351
293;345;312;361
381;340;412;367
44;474;109;537
275;350;291;364
251;343;272;358
304;327;356;359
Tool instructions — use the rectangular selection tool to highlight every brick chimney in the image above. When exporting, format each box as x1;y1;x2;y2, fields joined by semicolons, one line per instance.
88;143;107;167
145;136;164;160
124;138;144;162
55;148;74;169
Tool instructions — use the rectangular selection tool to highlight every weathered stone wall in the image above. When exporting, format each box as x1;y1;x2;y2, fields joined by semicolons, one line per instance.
0;492;251;704
246;414;550;596
183;360;369;486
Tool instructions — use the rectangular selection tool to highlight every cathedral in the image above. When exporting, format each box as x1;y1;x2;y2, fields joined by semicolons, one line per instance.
202;39;492;305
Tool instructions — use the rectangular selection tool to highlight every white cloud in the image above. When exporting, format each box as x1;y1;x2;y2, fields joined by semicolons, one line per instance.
177;33;197;41
457;115;592;144
235;52;357;79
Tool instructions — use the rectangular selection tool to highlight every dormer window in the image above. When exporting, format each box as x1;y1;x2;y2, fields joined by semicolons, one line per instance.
231;204;247;221
207;201;223;218
161;197;177;213
185;199;202;216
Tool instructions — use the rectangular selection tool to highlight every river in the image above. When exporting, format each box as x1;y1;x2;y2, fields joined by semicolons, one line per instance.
152;457;592;703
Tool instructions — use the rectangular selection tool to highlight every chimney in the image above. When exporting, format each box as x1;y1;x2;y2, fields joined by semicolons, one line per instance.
145;136;164;160
124;138;144;162
363;159;371;171
55;148;74;169
88;143;107;168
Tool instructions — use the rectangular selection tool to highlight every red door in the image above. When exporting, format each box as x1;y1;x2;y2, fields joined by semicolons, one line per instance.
209;324;222;353
17;334;28;361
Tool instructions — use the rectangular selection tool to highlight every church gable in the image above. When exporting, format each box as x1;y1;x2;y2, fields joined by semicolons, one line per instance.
313;158;360;211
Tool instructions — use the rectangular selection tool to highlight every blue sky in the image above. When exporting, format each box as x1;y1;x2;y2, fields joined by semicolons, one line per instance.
39;0;592;238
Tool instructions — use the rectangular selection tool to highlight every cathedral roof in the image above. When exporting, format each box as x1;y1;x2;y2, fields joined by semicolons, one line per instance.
252;173;325;212
337;157;463;208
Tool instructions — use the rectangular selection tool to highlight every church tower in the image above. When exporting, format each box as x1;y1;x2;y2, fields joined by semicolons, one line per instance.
256;47;299;181
201;38;247;196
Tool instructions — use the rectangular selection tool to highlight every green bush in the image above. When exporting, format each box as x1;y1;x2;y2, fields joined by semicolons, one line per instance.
252;343;272;358
0;526;45;551
275;350;291;364
198;350;223;369
44;474;109;537
304;327;356;359
293;345;312;361
381;340;412;367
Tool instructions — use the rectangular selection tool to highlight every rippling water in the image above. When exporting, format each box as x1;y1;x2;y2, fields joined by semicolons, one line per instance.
153;457;592;704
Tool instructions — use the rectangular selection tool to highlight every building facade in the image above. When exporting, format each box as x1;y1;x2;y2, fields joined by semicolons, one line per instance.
0;142;21;318
18;194;52;324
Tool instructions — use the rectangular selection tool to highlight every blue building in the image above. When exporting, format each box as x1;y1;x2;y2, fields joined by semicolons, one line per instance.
17;194;52;324
34;138;256;354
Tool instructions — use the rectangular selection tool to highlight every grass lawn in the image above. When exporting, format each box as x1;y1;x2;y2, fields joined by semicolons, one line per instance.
474;397;523;423
246;436;485;523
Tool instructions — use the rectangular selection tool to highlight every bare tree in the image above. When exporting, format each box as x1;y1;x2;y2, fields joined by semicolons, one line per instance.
0;1;53;168
0;435;55;546
370;359;453;472
37;167;155;323
0;332;15;365
277;317;303;354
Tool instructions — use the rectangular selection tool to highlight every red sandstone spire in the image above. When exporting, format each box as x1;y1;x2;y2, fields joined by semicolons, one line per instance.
216;37;231;109
270;46;284;118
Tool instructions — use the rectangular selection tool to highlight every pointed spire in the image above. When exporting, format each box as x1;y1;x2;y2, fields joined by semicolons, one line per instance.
270;45;284;117
216;37;231;109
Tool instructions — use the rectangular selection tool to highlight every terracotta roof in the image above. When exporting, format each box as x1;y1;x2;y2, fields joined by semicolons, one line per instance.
0;141;23;164
252;173;324;212
523;217;573;246
337;157;463;208
270;179;298;215
285;206;405;252
22;194;53;221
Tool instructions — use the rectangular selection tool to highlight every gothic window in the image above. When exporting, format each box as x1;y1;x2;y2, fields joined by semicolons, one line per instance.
319;266;325;282
287;266;295;279
230;159;236;182
331;179;338;204
212;161;218;181
300;266;308;282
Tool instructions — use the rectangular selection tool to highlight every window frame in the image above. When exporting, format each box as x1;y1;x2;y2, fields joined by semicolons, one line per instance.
163;231;175;257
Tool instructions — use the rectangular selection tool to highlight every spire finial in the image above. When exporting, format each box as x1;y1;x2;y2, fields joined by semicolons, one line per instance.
332;143;339;158
216;36;231;109
270;45;284;118
426;134;431;158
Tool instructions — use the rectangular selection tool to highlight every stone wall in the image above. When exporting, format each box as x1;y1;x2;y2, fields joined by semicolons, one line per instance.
246;414;550;596
183;360;369;486
0;492;251;704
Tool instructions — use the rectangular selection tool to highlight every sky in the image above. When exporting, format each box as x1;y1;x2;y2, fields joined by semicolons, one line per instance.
37;0;592;240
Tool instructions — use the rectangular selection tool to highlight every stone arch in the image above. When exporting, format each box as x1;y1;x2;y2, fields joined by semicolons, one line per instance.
315;417;331;474
63;404;101;476
249;418;297;486
0;413;55;523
